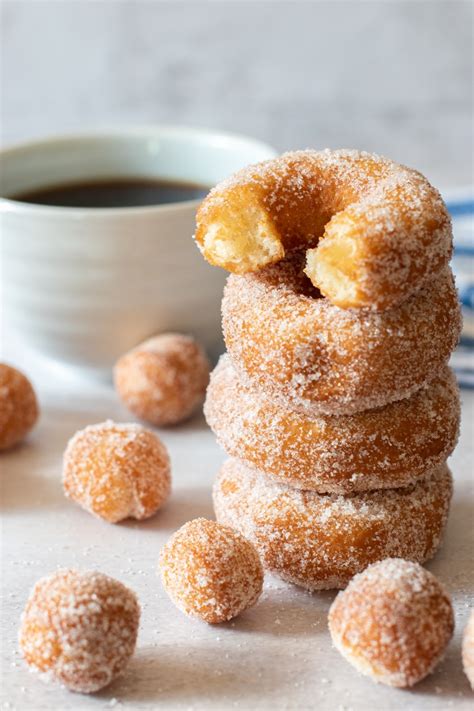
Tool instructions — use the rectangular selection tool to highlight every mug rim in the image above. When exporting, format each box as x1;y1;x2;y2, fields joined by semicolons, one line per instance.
0;124;277;215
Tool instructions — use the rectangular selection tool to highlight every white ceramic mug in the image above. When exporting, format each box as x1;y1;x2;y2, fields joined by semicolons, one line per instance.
0;127;276;376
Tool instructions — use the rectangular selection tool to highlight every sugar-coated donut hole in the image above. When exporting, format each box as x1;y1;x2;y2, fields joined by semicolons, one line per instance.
0;363;39;451
462;610;474;689
328;559;454;688
213;459;452;591
114;333;210;427
159;518;264;624
62;421;171;523
19;569;140;693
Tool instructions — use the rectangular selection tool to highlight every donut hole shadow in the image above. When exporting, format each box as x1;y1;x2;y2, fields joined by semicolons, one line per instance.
426;497;474;594
0;468;64;512
113;401;209;434
409;637;471;699
119;486;215;532
40;402;120;433
223;584;336;637
156;408;208;433
0;434;39;457
99;643;287;704
0;430;64;512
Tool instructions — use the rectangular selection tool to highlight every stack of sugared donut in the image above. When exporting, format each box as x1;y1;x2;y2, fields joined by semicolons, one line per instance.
195;149;462;591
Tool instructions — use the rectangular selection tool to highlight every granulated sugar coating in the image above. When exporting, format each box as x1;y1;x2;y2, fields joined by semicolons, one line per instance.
19;569;140;693
328;559;454;688
159;518;263;624
195;149;452;311
222;253;461;415
0;363;39;450
63;421;171;523
114;333;210;427
205;356;459;493
462;609;474;689
213;459;452;591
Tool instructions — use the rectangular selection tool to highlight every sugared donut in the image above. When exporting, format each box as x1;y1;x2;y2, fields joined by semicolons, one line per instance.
205;356;459;493
114;333;210;427
0;364;39;451
19;569;140;693
159;518;263;623
462;609;474;689
213;459;452;591
222;253;461;415
195;149;452;311
328;559;454;687
63;421;171;523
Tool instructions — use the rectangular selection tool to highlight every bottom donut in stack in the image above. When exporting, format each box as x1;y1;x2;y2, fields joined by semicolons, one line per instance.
213;458;453;591
205;353;460;590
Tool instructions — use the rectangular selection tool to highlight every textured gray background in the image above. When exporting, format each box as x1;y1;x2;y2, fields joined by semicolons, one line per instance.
1;0;473;187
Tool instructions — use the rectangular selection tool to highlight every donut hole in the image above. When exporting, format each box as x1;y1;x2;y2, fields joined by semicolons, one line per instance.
159;518;263;623
294;266;324;300
261;251;323;300
0;363;39;450
114;333;210;427
62;421;171;524
328;559;454;687
19;570;140;693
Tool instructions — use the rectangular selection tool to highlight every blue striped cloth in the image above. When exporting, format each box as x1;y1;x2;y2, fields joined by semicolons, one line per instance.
446;189;474;388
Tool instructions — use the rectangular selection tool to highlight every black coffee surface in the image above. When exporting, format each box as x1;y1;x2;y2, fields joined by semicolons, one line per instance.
11;177;209;208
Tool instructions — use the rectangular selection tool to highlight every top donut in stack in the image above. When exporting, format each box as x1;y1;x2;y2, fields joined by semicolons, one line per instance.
196;149;462;589
196;149;454;312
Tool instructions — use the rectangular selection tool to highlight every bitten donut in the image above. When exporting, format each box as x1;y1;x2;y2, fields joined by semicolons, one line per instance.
213;459;452;590
63;421;171;523
222;253;461;415
205;356;459;493
462;609;474;689
0;364;39;451
328;559;454;688
114;333;210;427
195;149;452;310
19;569;140;693
159;518;263;623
